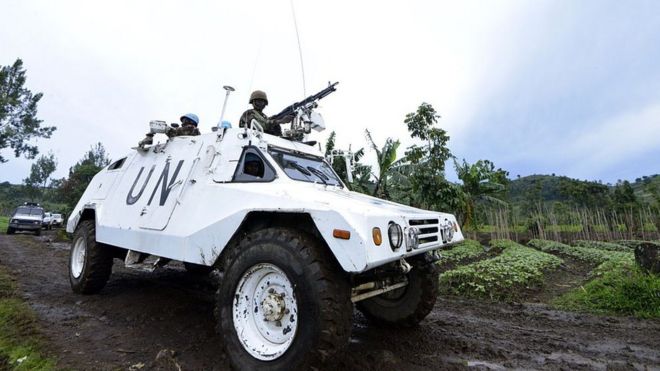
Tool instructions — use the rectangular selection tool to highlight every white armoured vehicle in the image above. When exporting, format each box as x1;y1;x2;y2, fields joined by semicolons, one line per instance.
66;86;464;370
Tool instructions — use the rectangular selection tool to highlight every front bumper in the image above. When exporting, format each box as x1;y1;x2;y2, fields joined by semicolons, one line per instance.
9;222;41;231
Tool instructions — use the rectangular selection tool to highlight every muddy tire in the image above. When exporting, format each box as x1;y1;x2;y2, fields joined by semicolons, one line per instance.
6;227;15;235
357;257;438;327
216;228;352;371
183;262;213;276
34;228;41;236
69;220;113;294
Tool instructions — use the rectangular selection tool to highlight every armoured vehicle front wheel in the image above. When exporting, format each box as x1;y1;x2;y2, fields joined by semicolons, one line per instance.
183;262;213;276
216;228;352;370
69;220;113;294
34;229;40;236
6;227;14;235
357;256;439;327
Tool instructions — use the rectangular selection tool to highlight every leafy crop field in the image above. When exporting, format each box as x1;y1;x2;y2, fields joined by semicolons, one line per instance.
439;239;485;265
527;239;632;264
573;240;632;252
439;240;562;300
438;238;659;318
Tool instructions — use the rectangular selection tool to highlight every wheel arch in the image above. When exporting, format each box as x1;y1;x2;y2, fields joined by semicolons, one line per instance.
67;205;97;234
213;211;348;272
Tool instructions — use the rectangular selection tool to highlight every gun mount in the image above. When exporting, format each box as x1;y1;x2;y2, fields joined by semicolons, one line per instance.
272;82;338;139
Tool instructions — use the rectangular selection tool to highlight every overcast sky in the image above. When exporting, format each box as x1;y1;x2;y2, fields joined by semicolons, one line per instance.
1;0;658;185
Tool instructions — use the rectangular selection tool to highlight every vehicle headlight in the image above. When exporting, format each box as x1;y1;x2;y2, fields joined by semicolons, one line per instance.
440;219;454;243
34;221;40;224
405;227;420;251
387;222;403;251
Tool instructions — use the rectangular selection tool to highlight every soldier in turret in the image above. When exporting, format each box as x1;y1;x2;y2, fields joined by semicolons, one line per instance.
138;113;200;148
239;90;293;136
176;113;201;136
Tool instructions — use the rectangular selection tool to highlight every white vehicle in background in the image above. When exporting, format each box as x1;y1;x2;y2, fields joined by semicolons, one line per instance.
7;203;44;236
42;212;53;229
66;84;464;370
51;213;64;227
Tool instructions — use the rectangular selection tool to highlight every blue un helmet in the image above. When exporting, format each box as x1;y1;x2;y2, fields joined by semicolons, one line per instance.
180;113;199;126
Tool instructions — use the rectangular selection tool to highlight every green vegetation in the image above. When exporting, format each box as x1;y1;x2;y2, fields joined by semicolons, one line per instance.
0;266;56;370
573;240;632;252
439;240;562;300
528;239;632;264
617;240;660;249
0;59;57;164
554;257;660;318
438;239;485;265
0;216;7;234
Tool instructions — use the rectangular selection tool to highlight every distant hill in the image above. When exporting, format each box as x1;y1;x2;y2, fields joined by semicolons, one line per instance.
508;174;659;208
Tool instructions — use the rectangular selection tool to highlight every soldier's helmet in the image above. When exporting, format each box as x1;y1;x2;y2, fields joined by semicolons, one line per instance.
180;113;199;126
249;90;268;104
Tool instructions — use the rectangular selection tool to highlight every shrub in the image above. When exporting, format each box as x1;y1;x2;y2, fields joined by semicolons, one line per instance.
439;240;562;300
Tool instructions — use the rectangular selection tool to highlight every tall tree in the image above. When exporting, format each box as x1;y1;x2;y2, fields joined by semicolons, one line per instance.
23;152;57;201
453;159;509;228
0;59;56;163
57;143;111;211
394;102;456;211
365;129;400;198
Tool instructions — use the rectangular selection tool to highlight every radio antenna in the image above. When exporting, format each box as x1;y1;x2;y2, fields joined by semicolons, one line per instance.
290;0;307;96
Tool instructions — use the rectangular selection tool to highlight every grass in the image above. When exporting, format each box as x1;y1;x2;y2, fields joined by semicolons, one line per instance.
438;239;485;265
573;240;632;252
439;239;563;300
0;266;56;370
528;239;632;264
0;216;8;234
554;256;660;318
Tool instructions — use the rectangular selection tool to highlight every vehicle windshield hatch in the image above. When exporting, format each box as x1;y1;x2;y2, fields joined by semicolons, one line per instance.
269;148;343;187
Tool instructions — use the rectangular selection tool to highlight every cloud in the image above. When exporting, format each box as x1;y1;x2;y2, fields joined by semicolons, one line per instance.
561;104;660;180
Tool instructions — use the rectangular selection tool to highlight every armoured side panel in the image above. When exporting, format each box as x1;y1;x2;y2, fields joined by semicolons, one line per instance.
138;139;204;230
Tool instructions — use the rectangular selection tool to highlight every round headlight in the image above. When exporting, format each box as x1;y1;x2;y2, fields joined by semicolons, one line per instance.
388;222;403;250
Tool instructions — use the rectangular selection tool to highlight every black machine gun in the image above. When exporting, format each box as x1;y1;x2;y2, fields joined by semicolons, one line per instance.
271;82;339;122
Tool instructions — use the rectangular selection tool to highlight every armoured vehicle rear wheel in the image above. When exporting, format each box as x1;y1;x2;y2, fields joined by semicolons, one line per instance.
216;228;352;370
69;220;113;294
357;257;439;327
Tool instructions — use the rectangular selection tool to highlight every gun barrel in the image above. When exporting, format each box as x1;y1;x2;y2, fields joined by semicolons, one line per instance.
272;82;339;120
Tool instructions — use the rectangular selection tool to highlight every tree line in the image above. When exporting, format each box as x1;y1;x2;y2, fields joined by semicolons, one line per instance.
1;57;658;238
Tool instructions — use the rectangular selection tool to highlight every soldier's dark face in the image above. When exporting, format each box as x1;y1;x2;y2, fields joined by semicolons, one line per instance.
253;99;267;111
182;118;196;128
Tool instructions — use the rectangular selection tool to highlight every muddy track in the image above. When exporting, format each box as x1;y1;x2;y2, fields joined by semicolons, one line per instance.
0;232;658;370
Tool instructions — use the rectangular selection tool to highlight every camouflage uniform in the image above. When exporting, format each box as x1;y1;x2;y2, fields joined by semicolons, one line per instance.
169;126;200;137
238;109;282;136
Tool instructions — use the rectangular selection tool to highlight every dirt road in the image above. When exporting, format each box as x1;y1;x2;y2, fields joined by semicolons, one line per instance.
1;232;658;370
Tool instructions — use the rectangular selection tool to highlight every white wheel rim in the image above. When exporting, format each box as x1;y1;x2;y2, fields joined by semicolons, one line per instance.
71;237;86;279
232;263;298;361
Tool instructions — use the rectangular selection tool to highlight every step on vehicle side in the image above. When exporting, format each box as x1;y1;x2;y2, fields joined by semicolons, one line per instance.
66;86;464;370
